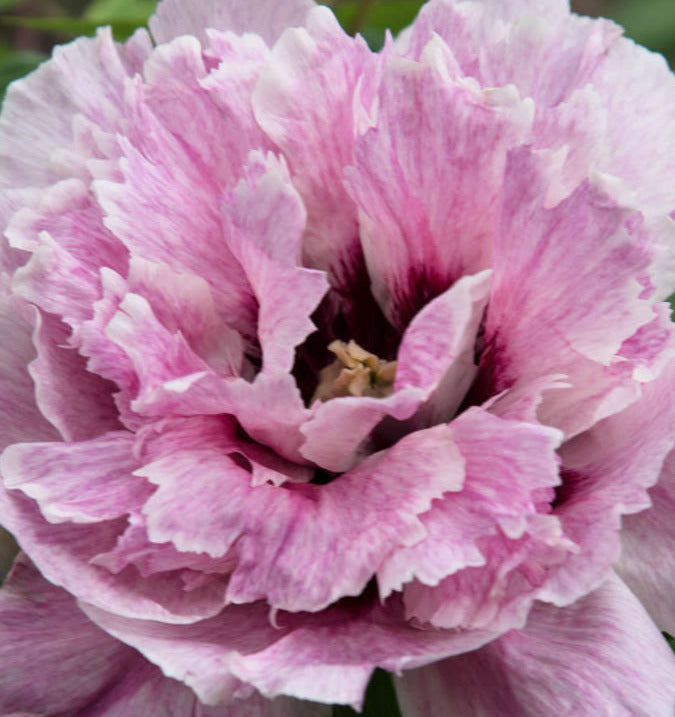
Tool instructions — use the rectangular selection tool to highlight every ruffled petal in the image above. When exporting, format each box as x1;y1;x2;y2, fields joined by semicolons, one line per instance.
378;407;563;607
253;7;370;291
0;27;143;188
222;151;329;374
149;0;314;46
138;415;466;612
395;574;675;717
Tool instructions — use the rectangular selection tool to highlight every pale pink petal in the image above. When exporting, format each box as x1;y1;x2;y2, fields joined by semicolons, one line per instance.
396;574;675;717
0;28;139;188
142;33;273;189
378;407;563;604
541;358;675;607
344;55;532;329
94;78;256;336
149;0;314;46
253;7;370;289
0;487;227;622
0;431;151;524
81;596;495;710
477;148;655;438
300;271;490;472
222;151;329;374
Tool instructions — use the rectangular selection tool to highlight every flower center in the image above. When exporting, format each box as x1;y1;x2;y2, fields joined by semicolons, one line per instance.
312;340;397;403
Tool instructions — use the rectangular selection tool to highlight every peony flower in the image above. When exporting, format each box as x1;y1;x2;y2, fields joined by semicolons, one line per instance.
1;0;674;713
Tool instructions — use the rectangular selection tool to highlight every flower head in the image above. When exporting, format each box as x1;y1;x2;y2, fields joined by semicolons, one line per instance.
1;0;674;714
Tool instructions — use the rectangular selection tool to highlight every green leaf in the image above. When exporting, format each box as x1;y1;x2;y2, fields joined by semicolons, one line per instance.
332;669;402;717
0;15;142;41
84;0;156;25
333;0;425;49
609;0;675;66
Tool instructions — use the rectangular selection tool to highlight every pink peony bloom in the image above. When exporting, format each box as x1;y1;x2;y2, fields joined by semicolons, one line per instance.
1;0;674;713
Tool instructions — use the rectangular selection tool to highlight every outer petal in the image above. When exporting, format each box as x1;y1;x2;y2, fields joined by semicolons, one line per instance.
345;53;532;329
617;451;675;636
0;487;228;623
82;596;496;710
0;27;142;188
395;574;675;717
149;0;315;46
0;557;325;716
542;356;675;607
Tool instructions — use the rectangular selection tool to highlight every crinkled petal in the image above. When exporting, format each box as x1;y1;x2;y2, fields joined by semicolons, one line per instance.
136;414;466;611
378;406;563;602
395;574;675;717
149;0;315;46
0;27;144;188
253;7;370;290
476;148;655;437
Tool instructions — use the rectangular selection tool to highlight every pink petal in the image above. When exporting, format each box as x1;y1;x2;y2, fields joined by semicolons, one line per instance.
0;557;322;716
149;0;314;46
344;51;532;329
0;487;227;623
618;450;675;637
396;574;675;717
94;78;256;337
29;310;119;441
0;28;141;188
477;148;655;438
81;596;496;710
1;431;150;524
0;279;58;451
137;415;466;611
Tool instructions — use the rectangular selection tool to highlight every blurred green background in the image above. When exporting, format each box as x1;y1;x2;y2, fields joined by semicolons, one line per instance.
0;0;674;98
